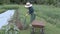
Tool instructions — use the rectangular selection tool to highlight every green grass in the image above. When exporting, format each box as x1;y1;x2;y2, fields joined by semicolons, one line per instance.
0;5;60;34
0;5;19;14
18;5;60;34
0;9;6;14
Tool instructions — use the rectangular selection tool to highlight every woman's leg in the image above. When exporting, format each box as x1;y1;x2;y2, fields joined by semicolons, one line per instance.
30;13;36;23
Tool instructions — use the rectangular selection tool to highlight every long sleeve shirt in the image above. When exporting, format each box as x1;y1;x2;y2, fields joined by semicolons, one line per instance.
28;7;34;14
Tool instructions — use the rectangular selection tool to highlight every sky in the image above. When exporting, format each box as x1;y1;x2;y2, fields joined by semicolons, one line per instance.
0;10;15;29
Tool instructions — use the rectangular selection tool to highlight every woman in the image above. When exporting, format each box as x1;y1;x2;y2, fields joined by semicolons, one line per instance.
25;2;36;23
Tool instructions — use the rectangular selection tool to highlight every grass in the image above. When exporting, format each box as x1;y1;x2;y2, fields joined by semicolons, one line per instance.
0;9;6;14
18;5;60;34
0;5;60;34
0;5;19;14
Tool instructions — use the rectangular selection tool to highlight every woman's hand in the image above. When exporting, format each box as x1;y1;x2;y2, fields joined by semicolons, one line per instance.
25;14;28;16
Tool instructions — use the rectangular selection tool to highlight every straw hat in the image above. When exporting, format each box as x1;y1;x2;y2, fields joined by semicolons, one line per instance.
25;2;32;8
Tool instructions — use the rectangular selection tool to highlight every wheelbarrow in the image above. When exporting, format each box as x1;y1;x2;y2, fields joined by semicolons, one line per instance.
31;20;45;34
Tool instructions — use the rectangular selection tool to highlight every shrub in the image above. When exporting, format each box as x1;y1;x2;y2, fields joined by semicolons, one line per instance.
0;9;6;14
1;5;19;9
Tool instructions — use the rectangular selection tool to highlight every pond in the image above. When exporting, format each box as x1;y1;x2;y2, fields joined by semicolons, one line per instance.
0;10;15;29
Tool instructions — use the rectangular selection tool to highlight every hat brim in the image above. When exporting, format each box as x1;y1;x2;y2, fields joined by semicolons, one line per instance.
25;4;32;8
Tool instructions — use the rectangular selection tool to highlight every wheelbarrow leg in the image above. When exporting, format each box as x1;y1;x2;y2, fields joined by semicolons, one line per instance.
40;28;44;34
31;27;35;34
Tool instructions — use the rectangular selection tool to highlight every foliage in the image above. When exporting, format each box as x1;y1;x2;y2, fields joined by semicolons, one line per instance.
1;5;19;9
0;5;60;34
19;5;60;34
0;5;19;13
0;9;6;14
33;5;60;28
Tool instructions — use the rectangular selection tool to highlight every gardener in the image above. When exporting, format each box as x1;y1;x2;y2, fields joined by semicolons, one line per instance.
25;2;36;23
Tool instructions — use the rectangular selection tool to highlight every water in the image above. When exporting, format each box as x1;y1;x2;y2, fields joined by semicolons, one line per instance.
0;10;15;29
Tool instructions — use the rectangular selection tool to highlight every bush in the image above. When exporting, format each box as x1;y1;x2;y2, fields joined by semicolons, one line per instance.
0;5;19;13
1;5;19;9
0;9;6;14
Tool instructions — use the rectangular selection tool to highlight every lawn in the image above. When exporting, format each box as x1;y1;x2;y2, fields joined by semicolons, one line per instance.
0;5;60;34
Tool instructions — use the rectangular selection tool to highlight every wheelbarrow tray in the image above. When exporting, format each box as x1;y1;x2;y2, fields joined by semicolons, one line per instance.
32;20;45;28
